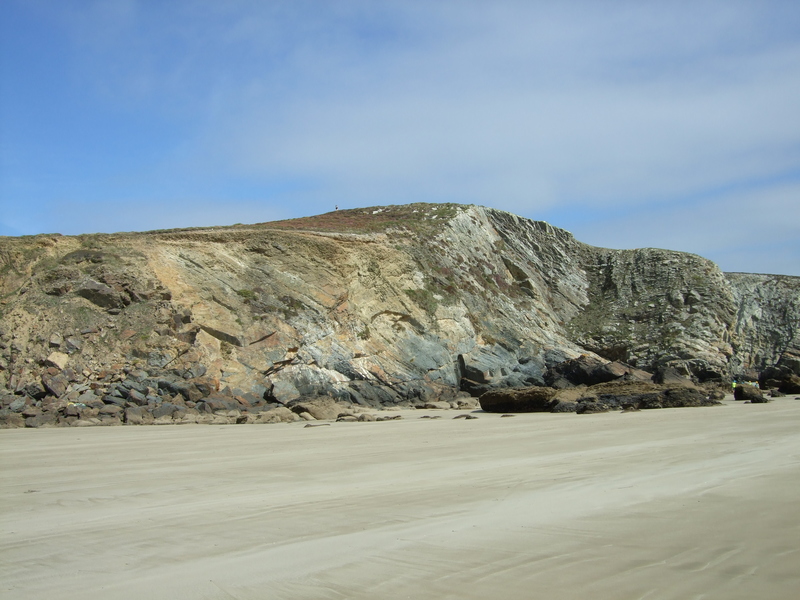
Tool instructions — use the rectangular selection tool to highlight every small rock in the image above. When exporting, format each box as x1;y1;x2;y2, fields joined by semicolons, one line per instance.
45;352;70;371
424;401;451;410
49;333;63;348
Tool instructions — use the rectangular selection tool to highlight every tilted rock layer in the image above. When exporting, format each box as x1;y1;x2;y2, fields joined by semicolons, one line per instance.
1;204;798;414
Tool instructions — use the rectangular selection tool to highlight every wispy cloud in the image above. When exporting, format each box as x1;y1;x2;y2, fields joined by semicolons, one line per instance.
1;0;799;273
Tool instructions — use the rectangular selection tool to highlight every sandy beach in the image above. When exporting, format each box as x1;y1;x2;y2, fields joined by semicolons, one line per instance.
2;396;799;600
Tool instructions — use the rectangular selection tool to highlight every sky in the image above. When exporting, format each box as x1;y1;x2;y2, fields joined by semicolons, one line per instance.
1;1;799;276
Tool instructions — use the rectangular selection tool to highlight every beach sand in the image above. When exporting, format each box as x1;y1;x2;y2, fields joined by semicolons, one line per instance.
2;396;799;599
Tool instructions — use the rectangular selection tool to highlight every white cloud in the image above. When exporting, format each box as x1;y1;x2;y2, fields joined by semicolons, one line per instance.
3;0;799;273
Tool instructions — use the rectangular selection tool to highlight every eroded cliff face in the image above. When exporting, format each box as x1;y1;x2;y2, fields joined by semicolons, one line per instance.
725;273;800;374
0;204;798;409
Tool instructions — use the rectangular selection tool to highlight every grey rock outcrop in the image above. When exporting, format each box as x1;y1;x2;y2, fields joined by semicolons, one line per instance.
0;203;798;427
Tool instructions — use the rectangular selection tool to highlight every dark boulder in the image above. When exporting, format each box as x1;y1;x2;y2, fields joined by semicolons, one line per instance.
597;361;653;382
102;394;128;407
157;378;204;402
479;387;558;413
152;403;179;419
545;355;606;388
0;410;25;428
25;412;57;428
126;388;148;406
707;389;726;401
74;280;129;310
98;404;124;416
576;381;719;412
23;381;48;400
734;384;765;402
41;373;69;397
645;387;711;408
544;356;648;388
575;398;613;413
778;375;800;394
200;396;241;413
550;400;579;413
124;406;144;424
759;365;800;393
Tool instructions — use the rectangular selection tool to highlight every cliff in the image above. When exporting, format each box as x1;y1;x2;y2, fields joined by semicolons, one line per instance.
1;204;798;415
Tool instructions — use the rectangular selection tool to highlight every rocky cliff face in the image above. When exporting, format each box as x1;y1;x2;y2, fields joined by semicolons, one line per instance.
725;272;800;374
1;204;798;414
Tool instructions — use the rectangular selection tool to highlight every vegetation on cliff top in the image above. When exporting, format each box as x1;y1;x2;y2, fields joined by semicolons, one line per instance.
265;203;465;235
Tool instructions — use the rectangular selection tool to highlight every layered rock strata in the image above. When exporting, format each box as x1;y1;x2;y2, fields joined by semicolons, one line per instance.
1;203;798;426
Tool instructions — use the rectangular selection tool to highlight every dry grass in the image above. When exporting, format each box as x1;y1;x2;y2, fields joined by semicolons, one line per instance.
264;203;466;234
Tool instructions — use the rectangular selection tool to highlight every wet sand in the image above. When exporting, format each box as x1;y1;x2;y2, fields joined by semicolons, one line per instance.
2;396;799;599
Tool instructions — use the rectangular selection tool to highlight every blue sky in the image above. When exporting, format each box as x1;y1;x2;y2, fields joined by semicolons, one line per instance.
1;0;799;275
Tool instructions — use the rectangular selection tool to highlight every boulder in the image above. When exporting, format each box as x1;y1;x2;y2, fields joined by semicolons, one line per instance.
734;384;765;402
102;394;128;407
288;397;349;421
550;400;579;413
423;401;451;410
590;360;652;383
580;381;719;411
256;407;299;423
0;411;25;428
9;397;29;412
759;365;800;393
25;412;57;428
544;355;641;388
74;280;128;309
640;387;711;409
778;375;800;394
45;352;70;371
152;403;179;419
479;387;558;413
126;389;148;406
575;399;612;414
124;406;144;425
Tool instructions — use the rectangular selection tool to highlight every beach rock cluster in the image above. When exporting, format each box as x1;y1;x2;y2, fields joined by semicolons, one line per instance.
477;354;723;414
1;203;798;428
0;364;302;428
479;381;720;414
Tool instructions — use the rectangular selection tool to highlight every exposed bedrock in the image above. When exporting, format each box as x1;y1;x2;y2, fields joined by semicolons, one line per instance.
1;203;798;426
